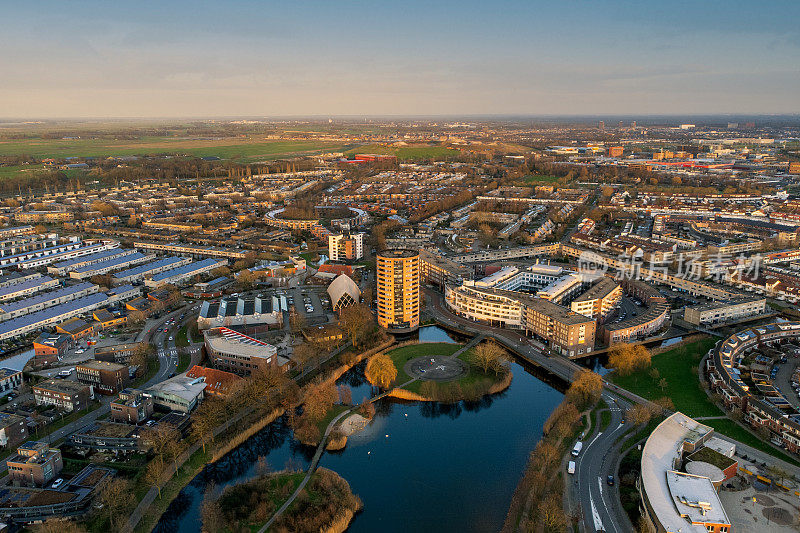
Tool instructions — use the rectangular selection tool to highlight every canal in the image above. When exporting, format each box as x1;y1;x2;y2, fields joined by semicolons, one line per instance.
154;326;565;533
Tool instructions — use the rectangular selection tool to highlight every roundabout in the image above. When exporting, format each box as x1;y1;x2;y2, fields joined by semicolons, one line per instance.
404;355;468;382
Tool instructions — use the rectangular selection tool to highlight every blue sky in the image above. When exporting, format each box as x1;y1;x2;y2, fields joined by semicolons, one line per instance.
2;0;799;117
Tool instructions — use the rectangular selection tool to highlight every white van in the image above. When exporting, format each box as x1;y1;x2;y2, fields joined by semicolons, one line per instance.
571;441;583;457
567;461;576;475
59;368;74;377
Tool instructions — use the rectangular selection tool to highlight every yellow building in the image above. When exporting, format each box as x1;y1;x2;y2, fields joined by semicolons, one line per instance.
377;249;420;331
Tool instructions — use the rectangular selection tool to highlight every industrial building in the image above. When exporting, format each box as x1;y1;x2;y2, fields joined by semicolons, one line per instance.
197;294;281;331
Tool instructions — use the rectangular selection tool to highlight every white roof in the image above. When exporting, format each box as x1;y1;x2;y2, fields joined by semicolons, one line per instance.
641;413;726;533
327;274;361;306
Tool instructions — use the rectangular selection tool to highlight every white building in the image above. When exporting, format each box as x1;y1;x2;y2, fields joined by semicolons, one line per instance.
328;233;365;262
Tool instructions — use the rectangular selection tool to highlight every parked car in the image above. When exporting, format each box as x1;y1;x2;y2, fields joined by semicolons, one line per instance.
52;478;64;489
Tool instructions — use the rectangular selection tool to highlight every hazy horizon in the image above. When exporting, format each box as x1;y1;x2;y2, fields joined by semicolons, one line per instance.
3;0;799;118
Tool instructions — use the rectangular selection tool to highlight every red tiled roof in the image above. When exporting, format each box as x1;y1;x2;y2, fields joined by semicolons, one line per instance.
185;365;242;396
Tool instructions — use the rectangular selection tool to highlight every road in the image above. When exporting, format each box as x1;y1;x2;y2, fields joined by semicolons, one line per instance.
574;391;633;533
425;287;641;532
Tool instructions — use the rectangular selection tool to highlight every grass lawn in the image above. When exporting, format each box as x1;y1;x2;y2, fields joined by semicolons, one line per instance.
176;324;189;348
609;337;722;418
600;409;612;432
704;418;800;467
316;404;350;435
383;342;463;389
176;350;191;374
31;401;103;440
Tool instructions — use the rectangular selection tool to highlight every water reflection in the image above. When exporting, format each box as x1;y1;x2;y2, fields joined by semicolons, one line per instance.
158;343;564;533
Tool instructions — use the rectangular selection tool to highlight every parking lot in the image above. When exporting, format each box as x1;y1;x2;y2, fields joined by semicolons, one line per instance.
289;287;328;324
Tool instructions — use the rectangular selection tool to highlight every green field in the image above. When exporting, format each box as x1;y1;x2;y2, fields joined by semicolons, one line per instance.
344;144;461;161
0;137;349;162
609;337;722;417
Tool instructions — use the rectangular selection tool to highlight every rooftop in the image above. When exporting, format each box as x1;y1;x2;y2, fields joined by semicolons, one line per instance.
378;248;418;259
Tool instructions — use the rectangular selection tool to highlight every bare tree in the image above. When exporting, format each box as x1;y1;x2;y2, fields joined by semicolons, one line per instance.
471;340;507;375
338;303;373;348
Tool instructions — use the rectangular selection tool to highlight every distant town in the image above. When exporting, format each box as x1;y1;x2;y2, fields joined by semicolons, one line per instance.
0;117;799;532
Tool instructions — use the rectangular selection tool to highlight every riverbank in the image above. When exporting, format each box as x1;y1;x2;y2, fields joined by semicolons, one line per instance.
131;407;286;533
204;467;362;532
502;387;592;532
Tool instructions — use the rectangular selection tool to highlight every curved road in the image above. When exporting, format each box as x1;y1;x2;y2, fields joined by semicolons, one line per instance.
574;391;633;532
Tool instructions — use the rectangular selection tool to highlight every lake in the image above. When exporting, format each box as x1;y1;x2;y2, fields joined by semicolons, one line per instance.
154;326;564;533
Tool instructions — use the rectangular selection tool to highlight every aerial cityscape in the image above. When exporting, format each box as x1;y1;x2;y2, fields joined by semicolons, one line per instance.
1;2;800;533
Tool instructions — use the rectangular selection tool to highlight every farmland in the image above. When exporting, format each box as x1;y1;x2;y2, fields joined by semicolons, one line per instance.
0;137;351;162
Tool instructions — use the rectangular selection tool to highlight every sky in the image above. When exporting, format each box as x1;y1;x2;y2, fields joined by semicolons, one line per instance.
2;0;800;118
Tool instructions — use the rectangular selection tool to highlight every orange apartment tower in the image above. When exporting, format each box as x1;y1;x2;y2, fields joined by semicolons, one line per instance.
376;249;420;331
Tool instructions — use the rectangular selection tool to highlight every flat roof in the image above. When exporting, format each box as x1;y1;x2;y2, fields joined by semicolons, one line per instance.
641;413;727;533
204;327;277;360
666;471;730;526
78;359;126;372
378;248;418;259
34;379;90;395
572;277;620;303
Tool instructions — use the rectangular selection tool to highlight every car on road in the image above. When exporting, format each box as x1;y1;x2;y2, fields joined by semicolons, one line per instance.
169;336;174;341
75;349;84;354
606;475;615;486
52;478;64;489
571;441;583;456
567;461;576;475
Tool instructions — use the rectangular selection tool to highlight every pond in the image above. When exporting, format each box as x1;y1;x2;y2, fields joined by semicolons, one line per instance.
155;333;564;533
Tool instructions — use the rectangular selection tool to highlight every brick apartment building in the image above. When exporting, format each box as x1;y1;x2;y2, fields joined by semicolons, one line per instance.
33;379;92;412
76;360;129;395
110;388;153;424
0;412;28;448
6;441;63;486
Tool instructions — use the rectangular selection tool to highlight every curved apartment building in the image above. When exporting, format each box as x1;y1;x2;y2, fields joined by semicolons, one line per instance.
377;249;420;332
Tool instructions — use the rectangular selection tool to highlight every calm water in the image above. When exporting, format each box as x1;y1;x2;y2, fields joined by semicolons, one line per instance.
155;326;564;533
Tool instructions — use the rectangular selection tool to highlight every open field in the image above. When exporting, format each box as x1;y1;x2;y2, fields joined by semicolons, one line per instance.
344;144;461;161
611;337;800;466
0;137;351;162
609;337;722;417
